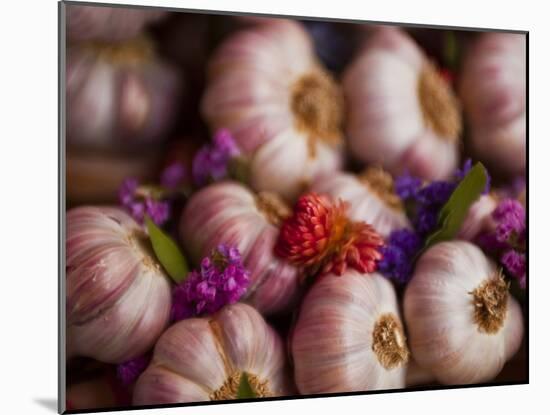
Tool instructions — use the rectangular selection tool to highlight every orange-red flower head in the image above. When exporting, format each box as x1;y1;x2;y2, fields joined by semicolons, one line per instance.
275;192;384;276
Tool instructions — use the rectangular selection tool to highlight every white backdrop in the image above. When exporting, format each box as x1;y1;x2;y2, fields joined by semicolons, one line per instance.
0;0;544;414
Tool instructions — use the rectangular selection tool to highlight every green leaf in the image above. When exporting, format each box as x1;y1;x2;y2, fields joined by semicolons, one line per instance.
236;372;257;399
145;216;189;283
424;162;488;249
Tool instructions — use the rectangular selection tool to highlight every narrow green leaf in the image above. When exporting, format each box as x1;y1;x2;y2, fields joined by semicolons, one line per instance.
236;372;256;399
424;162;488;249
145;216;189;283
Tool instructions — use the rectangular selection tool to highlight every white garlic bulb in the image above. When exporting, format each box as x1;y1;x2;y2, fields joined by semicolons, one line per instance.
66;35;181;151
66;4;166;42
310;167;410;238
459;33;526;178
343;27;461;180
201;20;344;201
133;303;294;404
292;271;408;393
404;241;524;384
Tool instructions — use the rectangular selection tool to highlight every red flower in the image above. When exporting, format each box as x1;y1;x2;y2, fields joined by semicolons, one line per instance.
275;193;384;276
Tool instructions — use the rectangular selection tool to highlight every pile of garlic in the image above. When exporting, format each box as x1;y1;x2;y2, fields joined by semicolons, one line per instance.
63;5;527;411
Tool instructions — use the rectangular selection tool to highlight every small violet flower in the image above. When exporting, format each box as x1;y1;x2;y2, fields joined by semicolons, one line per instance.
171;244;250;322
192;129;241;186
378;229;423;284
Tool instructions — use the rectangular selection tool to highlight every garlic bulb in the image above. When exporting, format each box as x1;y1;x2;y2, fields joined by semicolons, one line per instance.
201;20;344;201
459;33;526;178
343;27;461;180
67;35;181;151
67;148;161;204
66;4;166;42
66;207;172;364
457;194;498;241
180;181;299;315
404;241;524;384
292;271;408;393
133;303;293;404
310;167;410;238
405;359;435;387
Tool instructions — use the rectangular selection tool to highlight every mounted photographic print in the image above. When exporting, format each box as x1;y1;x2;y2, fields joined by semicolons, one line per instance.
59;1;528;413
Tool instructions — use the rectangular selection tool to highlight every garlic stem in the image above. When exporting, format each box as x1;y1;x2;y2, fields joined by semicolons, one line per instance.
470;272;509;334
291;69;344;152
372;313;410;370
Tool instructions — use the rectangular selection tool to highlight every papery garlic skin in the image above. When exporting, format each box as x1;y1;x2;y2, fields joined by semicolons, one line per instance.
404;241;524;384
459;33;526;178
133;303;293;404
292;271;408;393
457;194;498;241
66;36;181;151
202;20;344;201
67;207;172;364
66;5;166;42
180;181;300;315
343;27;460;180
310;170;410;238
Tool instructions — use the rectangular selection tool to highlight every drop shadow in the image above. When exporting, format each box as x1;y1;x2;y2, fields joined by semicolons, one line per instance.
34;398;57;413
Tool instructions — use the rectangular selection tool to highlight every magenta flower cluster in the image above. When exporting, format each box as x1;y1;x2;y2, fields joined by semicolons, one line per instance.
171;244;250;321
116;354;151;386
118;162;187;226
478;199;526;288
118;178;170;226
192;129;241;186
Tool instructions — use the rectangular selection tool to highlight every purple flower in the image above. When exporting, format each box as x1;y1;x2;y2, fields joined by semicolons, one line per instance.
378;228;422;284
161;162;186;190
501;249;526;288
118;178;139;207
416;181;456;206
492;199;525;243
118;178;170;226
116;354;151;386
170;244;250;321
395;172;423;201
192;129;241;186
144;198;170;225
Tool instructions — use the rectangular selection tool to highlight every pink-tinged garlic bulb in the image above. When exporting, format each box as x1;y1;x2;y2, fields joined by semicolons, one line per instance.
133;303;293;404
404;241;524;384
457;194;499;241
459;33;526;178
292;271;408;393
343;27;461;180
67;148;161;204
66;5;166;42
202;20;344;201
67;35;181;151
405;359;435;387
310;167;410;238
67;206;172;364
180;181;299;315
